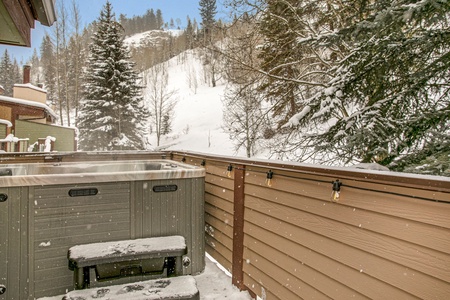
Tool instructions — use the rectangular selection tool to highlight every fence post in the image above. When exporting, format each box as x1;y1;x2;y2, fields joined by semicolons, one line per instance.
232;164;246;290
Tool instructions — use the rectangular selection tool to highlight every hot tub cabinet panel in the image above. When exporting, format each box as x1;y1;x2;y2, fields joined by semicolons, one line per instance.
134;178;205;275
31;182;133;298
0;186;30;300
0;160;205;299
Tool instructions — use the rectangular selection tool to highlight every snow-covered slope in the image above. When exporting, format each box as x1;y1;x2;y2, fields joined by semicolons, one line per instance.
124;29;183;48
142;49;246;157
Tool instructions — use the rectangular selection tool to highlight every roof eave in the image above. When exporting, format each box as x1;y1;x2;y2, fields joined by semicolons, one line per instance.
31;0;57;26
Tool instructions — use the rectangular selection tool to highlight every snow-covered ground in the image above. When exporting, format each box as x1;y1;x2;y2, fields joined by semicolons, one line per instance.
143;49;247;157
37;254;253;300
124;29;184;48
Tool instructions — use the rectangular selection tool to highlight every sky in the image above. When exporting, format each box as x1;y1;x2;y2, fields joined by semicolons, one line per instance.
0;0;227;64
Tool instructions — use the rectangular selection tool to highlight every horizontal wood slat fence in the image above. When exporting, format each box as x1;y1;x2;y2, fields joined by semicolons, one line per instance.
171;151;450;300
1;151;450;299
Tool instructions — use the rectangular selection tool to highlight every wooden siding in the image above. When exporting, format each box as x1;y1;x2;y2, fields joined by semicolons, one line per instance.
173;152;450;300
15;120;76;151
0;124;6;138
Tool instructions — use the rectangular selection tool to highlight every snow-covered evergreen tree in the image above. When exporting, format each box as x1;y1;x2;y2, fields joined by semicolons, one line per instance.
227;0;449;176
285;0;450;175
199;0;217;33
40;34;57;106
258;0;302;125
78;1;148;151
0;50;14;97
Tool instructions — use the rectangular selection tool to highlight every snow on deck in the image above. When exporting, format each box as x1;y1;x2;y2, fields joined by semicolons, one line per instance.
64;276;198;300
38;254;254;300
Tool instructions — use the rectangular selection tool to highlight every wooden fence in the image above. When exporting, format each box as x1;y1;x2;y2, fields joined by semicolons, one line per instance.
171;151;450;300
1;151;449;299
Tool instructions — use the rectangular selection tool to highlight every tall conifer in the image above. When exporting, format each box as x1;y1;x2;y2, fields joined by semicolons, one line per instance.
0;50;13;96
78;1;148;151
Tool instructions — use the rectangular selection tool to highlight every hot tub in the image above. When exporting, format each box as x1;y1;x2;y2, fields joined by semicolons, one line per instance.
0;159;205;299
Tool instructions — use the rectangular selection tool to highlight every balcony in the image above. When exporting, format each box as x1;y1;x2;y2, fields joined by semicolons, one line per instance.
0;150;449;299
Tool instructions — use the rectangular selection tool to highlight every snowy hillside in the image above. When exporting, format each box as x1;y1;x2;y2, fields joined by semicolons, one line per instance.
142;49;247;157
124;29;183;48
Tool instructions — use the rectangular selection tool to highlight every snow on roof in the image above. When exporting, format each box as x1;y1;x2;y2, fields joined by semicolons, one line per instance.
14;83;47;93
0;119;12;127
0;95;58;120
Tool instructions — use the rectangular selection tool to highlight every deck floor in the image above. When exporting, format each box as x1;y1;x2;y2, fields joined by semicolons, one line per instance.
37;254;253;300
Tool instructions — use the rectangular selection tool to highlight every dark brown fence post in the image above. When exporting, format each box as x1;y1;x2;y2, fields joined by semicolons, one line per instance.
232;164;246;290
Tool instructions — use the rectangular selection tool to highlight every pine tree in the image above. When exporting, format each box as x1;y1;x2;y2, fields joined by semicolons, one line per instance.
257;0;302;126
78;1;148;151
156;9;164;29
185;16;195;49
199;0;217;33
29;49;41;83
0;50;14;96
283;0;450;175
40;34;57;106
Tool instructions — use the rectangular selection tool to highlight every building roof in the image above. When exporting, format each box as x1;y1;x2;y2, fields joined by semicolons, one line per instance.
0;119;13;127
0;94;58;120
14;83;47;93
0;0;57;47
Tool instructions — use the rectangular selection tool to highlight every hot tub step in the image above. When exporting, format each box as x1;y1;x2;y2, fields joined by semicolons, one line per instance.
68;236;187;289
63;276;199;300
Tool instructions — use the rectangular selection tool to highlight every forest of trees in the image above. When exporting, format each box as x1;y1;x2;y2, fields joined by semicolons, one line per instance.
220;0;450;176
0;0;448;176
0;0;199;128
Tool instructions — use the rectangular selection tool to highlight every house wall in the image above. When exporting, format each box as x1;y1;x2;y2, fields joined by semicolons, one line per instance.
15;120;76;151
13;85;46;104
171;152;450;300
0;124;6;138
0;106;11;122
18;115;46;124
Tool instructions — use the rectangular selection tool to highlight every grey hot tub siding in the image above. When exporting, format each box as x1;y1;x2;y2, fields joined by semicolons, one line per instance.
0;160;205;299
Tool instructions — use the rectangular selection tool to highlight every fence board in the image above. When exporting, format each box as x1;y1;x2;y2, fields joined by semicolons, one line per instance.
206;244;232;273
205;193;234;214
205;173;234;190
245;184;450;255
244;223;415;299
245;201;448;299
242;252;329;300
245;170;450;228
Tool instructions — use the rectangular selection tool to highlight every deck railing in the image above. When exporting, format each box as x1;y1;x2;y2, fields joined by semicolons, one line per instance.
170;151;450;300
1;151;449;299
